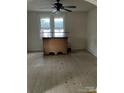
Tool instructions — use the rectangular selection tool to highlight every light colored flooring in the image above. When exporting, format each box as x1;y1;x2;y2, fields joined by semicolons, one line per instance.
27;51;97;93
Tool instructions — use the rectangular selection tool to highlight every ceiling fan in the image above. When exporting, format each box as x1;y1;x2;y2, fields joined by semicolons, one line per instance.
52;0;76;12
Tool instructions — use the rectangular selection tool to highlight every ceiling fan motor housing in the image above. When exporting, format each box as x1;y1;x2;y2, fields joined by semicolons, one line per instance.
54;3;63;11
53;0;76;12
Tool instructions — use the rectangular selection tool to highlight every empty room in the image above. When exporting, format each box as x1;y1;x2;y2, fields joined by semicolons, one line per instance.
27;0;97;93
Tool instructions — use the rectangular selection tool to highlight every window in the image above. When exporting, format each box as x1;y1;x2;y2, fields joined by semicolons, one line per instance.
54;18;64;37
40;17;65;38
40;18;51;38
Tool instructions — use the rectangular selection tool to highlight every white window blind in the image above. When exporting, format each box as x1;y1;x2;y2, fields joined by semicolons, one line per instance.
40;17;65;38
54;18;64;37
40;18;51;38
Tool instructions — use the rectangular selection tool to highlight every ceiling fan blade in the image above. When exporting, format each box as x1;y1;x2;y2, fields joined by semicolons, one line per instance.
52;6;56;8
62;8;72;12
51;0;76;12
63;6;76;8
52;9;57;13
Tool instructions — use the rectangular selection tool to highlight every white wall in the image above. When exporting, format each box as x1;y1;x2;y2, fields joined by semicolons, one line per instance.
27;12;42;51
86;8;97;56
65;12;87;50
27;11;87;51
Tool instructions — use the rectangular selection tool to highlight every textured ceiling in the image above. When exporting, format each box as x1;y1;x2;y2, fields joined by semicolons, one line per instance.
27;0;96;12
84;0;97;5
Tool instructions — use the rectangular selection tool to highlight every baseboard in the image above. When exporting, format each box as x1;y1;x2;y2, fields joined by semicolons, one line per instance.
87;48;97;57
71;49;86;52
27;50;43;53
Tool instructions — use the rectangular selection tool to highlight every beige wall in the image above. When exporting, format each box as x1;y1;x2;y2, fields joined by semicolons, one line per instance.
27;11;87;51
86;8;97;56
65;12;87;50
27;12;42;51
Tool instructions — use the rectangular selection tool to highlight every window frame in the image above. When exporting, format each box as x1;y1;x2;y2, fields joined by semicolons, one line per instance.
40;15;65;38
54;17;65;37
40;17;51;38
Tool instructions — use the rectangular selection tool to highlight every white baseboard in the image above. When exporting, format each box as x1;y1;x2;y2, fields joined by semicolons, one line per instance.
71;48;86;51
27;50;43;53
87;48;97;57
